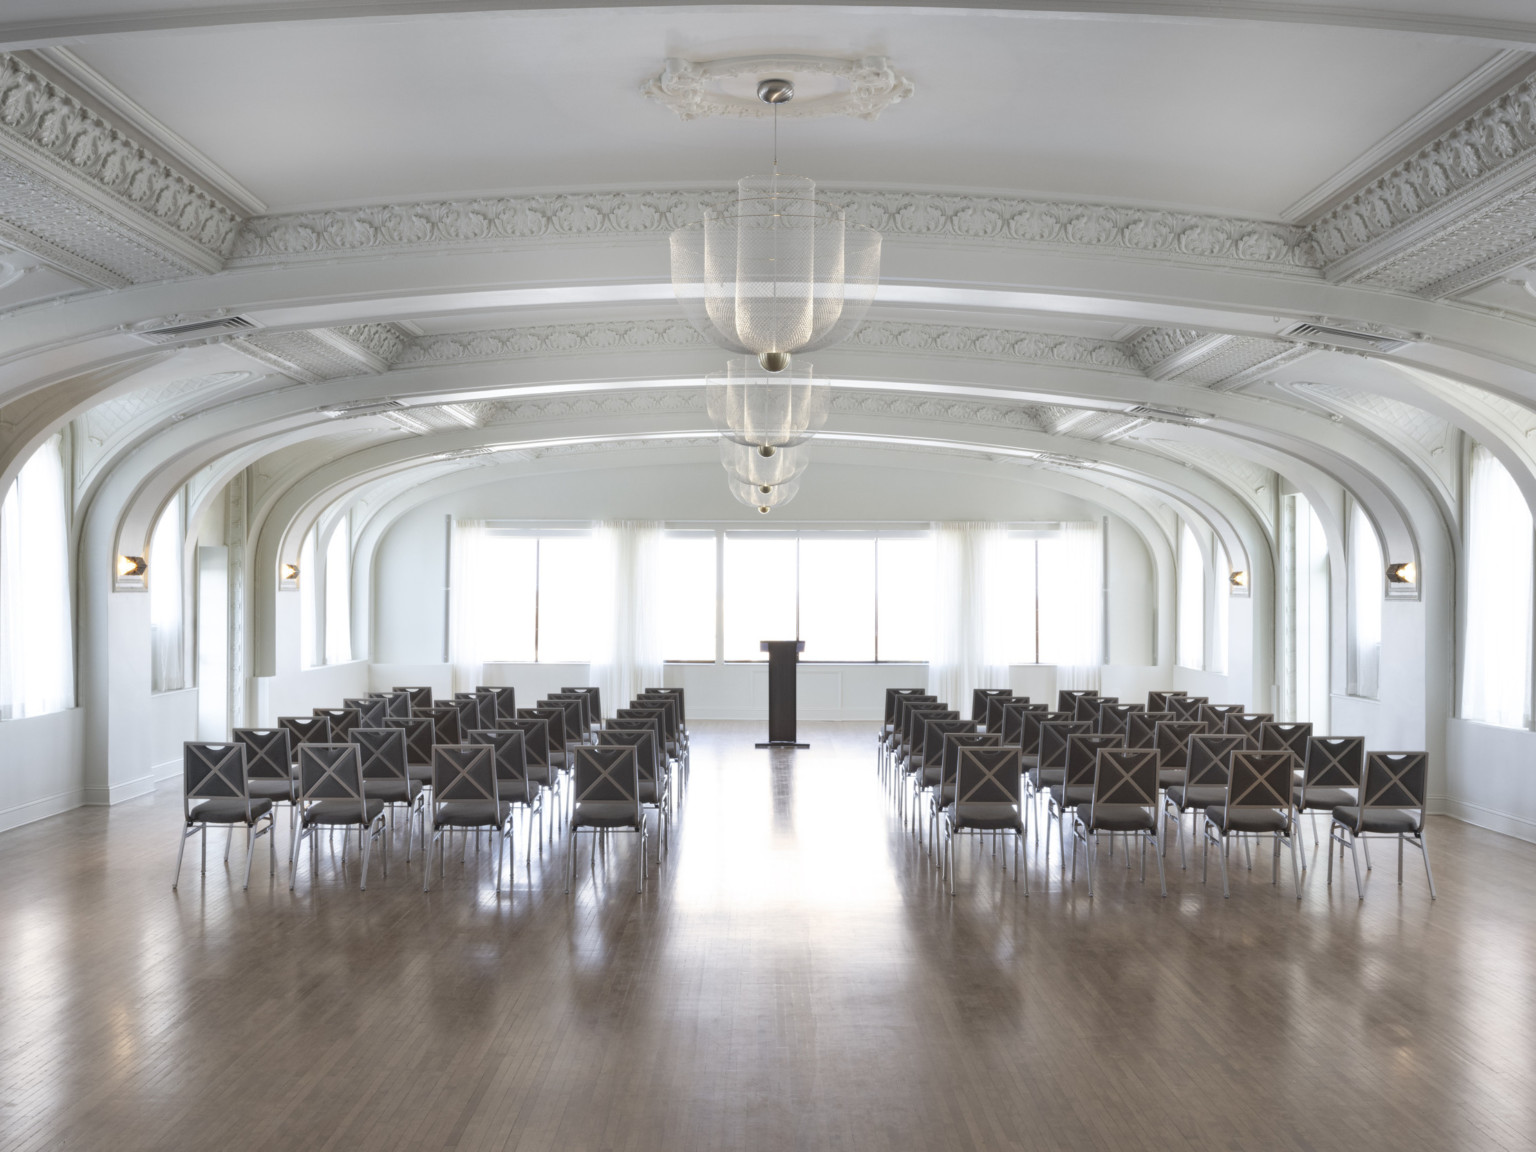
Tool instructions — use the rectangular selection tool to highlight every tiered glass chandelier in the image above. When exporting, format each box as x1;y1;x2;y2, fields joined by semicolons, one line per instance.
670;78;881;513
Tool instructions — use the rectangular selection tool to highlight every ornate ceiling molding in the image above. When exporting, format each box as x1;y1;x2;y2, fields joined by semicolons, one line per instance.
397;319;708;367
843;321;1139;372
641;54;913;122
0;53;241;282
229;188;1321;276
1128;327;1210;375
233;324;408;384
1312;73;1536;297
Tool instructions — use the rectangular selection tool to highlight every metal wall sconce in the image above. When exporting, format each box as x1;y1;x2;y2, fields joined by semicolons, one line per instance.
1386;561;1417;585
1229;570;1248;588
282;563;299;582
117;555;146;578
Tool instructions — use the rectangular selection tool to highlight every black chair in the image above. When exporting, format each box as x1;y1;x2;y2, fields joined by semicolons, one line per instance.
1152;719;1208;789
972;687;1012;726
172;742;274;891
1164;733;1249;868
1168;695;1208;721
1000;700;1047;749
379;689;413;719
313;707;362;740
427;704;463;746
232;727;296;837
941;747;1026;895
597;728;669;852
1046;732;1122;871
1199;703;1247;729
496;717;557;833
279;715;330;759
343;697;387;728
1098;702;1143;738
1125;710;1175;752
291;744;387;891
928;731;1002;856
1222;712;1273;743
456;691;496;732
1329;751;1435;900
1148;690;1187;712
394;686;433;712
1075;694;1116;724
478;686;516;723
1073;747;1166;897
984;692;1021;735
1057;689;1096;715
383;715;435;787
566;686;605;729
1294;734;1364;860
468;728;543;862
566;745;646;895
351;727;424;861
1203;750;1301;899
423;745;507;893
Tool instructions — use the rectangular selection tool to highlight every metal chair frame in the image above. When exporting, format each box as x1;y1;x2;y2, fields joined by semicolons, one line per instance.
173;742;274;890
291;744;387;891
565;745;647;895
941;747;1027;896
1202;749;1301;898
1072;747;1166;897
1328;751;1435;900
423;744;509;893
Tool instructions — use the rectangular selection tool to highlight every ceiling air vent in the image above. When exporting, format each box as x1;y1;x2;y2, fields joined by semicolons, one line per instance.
1282;322;1409;354
1035;453;1095;469
133;315;259;344
1125;405;1211;425
317;399;403;418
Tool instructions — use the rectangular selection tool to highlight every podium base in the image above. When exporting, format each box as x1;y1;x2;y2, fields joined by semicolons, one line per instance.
755;741;811;749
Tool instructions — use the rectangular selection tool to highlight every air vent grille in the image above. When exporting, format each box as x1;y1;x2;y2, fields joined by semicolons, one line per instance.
1035;453;1095;469
1282;322;1408;353
133;315;259;344
1125;405;1211;425
318;399;403;418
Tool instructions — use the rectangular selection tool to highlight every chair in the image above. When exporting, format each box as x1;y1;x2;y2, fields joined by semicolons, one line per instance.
496;717;557;832
456;691;496;732
1016;709;1070;771
898;704;954;774
1072;747;1166;897
379;689;413;719
172;742;275;891
940;747;1026;896
566;745;646;895
232;727;297;835
1261;721;1314;773
343;697;388;728
1164;733;1249;867
394;686;432;711
546;693;593;743
423;745;509;893
383;715;435;787
1058;689;1096;715
1202;750;1301;898
313;707;362;741
915;718;980;825
640;688;684;749
1125;710;1175;751
1147;690;1187;712
622;700;681;764
567;686;605;728
468;729;542;861
927;732;1002;854
1030;719;1090;802
972;687;1012;726
478;686;517;723
885;693;936;776
1168;695;1208;720
1294;734;1364;859
985;692;1021;735
1328;751;1435;899
427;704;462;745
519;707;569;767
597;728;669;850
1222;712;1273;742
279;715;330;758
1046;733;1123;869
291;744;387;891
1152;719;1207;788
1199;703;1247;729
1074;694;1117;724
1098;702;1143;738
1000;701;1047;749
351;727;424;860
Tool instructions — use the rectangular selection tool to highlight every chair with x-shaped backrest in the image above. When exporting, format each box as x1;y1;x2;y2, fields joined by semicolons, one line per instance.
479;686;517;724
423;744;509;893
548;692;593;741
1293;733;1363;861
1203;749;1300;898
1075;695;1116;724
233;727;296;831
1073;747;1166;897
596;728;669;851
1163;732;1250;868
1223;712;1273;743
456;692;496;733
344;697;388;729
395;686;433;712
313;707;362;741
351;727;424;860
1126;711;1175;753
173;742;275;891
1000;701;1047;750
292;744;387;891
886;694;936;775
469;689;500;731
1328;751;1434;900
1046;732;1123;871
571;686;607;728
1032;719;1090;800
1098;702;1143;738
624;699;679;756
1152;720;1208;789
941;746;1026;895
927;732;1003;856
897;704;952;773
425;704;462;747
383;715;435;782
972;687;1012;727
520;707;569;765
1199;703;1247;730
1058;689;1096;715
1262;720;1315;782
468;728;541;860
279;715;330;762
984;692;1021;735
1168;695;1208;721
566;745;646;895
377;689;412;719
1148;690;1187;712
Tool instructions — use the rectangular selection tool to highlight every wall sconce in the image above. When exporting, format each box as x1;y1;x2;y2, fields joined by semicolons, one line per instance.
1229;570;1248;588
117;555;146;578
1387;561;1417;585
282;563;300;582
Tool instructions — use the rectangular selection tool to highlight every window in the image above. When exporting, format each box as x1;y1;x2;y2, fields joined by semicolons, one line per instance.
1462;446;1533;727
1282;494;1330;726
723;533;797;661
799;535;876;661
149;492;186;692
1177;521;1204;670
535;534;596;662
324;519;352;665
299;528;317;669
875;535;935;661
987;533;1040;664
455;529;596;662
0;436;75;719
659;532;716;660
1347;500;1382;698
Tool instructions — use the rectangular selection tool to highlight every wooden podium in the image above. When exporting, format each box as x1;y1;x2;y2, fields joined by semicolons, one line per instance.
755;640;809;749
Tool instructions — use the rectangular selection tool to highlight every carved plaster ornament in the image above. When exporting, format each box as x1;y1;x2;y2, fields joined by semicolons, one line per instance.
642;54;913;121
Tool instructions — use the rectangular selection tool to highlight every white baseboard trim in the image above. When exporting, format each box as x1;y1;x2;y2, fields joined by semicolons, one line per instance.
83;774;156;807
1432;795;1536;844
0;788;86;834
153;758;182;787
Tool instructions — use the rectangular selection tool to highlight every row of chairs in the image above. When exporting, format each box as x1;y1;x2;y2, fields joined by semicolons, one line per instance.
878;686;1436;900
172;683;691;896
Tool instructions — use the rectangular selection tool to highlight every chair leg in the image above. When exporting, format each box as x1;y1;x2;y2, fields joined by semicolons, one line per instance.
1398;833;1405;884
1085;827;1095;898
289;825;304;891
1419;828;1437;899
423;828;435;892
224;825;234;864
172;827;192;890
1152;831;1167;897
1363;837;1372;871
360;827;372;891
1272;832;1281;884
1289;828;1302;898
242;823;258;890
1176;807;1188;870
1216;829;1230;898
1348;832;1365;899
564;828;574;894
1327;822;1335;886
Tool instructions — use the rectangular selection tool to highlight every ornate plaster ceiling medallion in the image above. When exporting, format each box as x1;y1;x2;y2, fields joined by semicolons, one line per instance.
642;54;913;122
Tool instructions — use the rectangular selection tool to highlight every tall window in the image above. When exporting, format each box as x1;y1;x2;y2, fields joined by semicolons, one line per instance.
0;436;75;719
1462;446;1533;727
149;491;186;691
1347;500;1382;698
455;530;597;662
723;533;799;660
875;535;935;661
1177;521;1204;670
324;519;352;664
299;528;317;668
1282;493;1329;725
659;532;716;660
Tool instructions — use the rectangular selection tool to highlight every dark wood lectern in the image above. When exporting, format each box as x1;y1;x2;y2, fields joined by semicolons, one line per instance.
756;640;809;749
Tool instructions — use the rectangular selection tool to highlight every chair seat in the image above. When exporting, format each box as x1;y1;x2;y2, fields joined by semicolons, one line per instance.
364;778;422;804
1020;755;1039;771
1331;806;1423;834
1165;784;1225;810
573;801;643;829
1157;768;1185;788
1030;768;1065;789
638;780;662;805
945;802;1023;831
1047;784;1094;809
920;767;943;787
188;798;273;824
1296;786;1356;810
433;800;509;828
303;799;384;826
246;779;294;801
407;763;433;783
1080;804;1156;833
1206;807;1290;833
500;780;540;804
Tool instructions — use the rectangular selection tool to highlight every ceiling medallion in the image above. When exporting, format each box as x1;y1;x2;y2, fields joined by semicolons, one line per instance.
642;54;913;122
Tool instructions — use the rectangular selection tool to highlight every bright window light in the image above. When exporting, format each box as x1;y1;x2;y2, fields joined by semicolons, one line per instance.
660;532;717;660
536;534;596;662
723;533;798;660
875;535;935;662
799;535;876;661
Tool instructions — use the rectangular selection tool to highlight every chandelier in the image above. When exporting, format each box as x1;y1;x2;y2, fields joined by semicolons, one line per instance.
672;78;881;514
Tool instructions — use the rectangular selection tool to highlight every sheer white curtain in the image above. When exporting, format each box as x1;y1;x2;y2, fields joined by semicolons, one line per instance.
1462;445;1533;727
1046;520;1103;691
0;436;75;719
149;492;185;692
928;522;1007;709
591;521;665;713
299;529;317;669
449;519;490;693
324;519;352;664
1348;501;1382;698
1177;521;1204;670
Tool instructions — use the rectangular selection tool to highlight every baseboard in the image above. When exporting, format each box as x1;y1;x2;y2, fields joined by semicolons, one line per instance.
0;788;86;834
1432;795;1536;844
83;774;156;807
153;759;182;788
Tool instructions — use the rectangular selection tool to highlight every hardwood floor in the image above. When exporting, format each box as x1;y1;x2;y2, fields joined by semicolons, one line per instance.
0;721;1532;1151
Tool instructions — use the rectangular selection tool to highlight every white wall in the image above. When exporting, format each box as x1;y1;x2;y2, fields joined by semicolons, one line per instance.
1444;720;1536;843
149;688;199;786
253;589;369;724
0;710;85;833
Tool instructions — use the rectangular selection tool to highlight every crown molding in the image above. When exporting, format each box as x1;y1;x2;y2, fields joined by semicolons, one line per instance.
230;188;1321;276
1312;72;1536;297
641;54;914;122
232;324;408;384
0;53;241;283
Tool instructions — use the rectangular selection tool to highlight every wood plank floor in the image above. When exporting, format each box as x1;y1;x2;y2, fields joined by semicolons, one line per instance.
0;721;1532;1151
